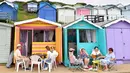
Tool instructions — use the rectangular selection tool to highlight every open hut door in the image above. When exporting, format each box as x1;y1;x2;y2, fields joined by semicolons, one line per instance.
56;27;62;63
14;26;20;63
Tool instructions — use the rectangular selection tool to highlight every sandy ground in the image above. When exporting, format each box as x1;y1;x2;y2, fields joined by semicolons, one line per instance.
0;64;130;73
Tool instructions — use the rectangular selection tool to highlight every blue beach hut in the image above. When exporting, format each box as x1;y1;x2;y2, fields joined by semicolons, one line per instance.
0;1;18;21
38;2;56;22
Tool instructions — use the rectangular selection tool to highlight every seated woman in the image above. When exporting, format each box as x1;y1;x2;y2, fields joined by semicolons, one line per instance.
91;46;102;60
42;46;52;70
99;48;116;71
69;48;83;66
79;48;89;68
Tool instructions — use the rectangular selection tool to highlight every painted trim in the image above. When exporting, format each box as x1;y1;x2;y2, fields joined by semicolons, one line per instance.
104;18;130;27
63;18;102;29
14;17;61;27
19;26;57;29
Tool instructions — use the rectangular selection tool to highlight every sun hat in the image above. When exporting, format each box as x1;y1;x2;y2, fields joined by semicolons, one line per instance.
17;44;21;47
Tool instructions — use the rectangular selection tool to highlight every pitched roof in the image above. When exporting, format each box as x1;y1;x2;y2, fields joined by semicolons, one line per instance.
63;18;102;29
39;2;56;9
58;5;75;10
14;17;61;27
0;22;13;27
103;5;121;10
0;1;14;8
103;18;130;27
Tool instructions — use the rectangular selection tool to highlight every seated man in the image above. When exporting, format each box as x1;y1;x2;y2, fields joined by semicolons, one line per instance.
14;44;30;70
99;48;115;71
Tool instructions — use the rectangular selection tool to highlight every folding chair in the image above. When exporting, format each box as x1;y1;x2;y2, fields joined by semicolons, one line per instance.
108;60;117;71
68;54;84;72
69;61;84;72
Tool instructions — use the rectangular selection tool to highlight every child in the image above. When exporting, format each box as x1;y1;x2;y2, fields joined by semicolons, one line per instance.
51;47;58;57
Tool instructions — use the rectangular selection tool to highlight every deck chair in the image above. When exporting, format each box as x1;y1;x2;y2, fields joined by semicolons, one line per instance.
68;48;84;72
100;59;117;71
108;60;117;71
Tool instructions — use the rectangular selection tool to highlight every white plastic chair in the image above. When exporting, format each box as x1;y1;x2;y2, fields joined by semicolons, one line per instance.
30;55;42;73
15;59;26;72
45;52;58;72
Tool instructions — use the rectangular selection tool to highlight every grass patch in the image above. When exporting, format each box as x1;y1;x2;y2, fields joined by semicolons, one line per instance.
17;10;37;21
15;1;37;21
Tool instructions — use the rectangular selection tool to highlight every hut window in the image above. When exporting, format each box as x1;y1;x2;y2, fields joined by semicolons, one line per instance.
79;29;96;43
33;30;55;42
33;30;44;42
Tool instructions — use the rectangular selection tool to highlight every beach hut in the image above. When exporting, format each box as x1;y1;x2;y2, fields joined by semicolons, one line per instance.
27;2;38;12
91;6;107;21
103;18;130;64
14;18;62;63
76;7;91;19
104;5;122;21
0;1;17;21
122;4;130;20
57;5;75;24
0;22;13;63
38;2;56;22
63;18;106;66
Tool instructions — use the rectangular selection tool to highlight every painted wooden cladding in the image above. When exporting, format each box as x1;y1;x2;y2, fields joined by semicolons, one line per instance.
56;27;62;63
57;9;75;23
0;26;12;63
76;8;91;19
14;26;20;51
32;42;56;54
0;2;17;21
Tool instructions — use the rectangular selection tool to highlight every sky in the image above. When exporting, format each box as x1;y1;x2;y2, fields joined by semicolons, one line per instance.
7;0;130;5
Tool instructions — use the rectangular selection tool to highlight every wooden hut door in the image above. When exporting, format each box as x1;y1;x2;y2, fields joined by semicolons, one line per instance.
67;29;77;56
27;30;32;56
122;29;130;62
114;29;124;60
56;27;62;63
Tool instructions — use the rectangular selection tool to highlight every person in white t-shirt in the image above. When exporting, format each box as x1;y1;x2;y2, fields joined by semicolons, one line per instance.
91;46;102;60
42;46;52;70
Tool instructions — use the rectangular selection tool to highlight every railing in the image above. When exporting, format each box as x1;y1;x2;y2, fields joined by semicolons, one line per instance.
84;15;105;23
106;15;124;21
84;15;125;23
